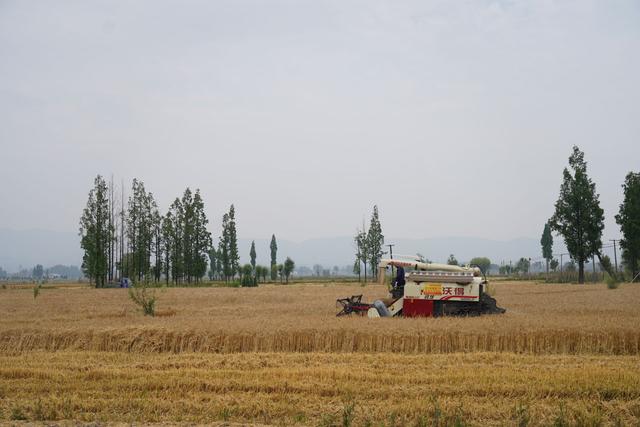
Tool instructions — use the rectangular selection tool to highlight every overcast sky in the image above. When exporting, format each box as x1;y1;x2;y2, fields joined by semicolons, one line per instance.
1;0;638;242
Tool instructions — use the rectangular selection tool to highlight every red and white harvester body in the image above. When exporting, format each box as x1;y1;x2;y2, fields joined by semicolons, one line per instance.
337;257;505;318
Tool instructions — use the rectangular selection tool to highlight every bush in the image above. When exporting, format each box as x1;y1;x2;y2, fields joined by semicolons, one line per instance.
10;406;27;421
605;273;620;289
128;282;157;316
513;403;530;427
342;400;356;427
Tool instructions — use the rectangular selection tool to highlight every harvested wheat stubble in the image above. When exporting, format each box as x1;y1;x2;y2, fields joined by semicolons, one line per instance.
1;352;639;426
1;281;639;354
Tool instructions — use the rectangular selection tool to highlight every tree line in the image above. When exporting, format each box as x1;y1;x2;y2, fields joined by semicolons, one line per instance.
79;176;294;287
540;146;639;283
353;205;385;282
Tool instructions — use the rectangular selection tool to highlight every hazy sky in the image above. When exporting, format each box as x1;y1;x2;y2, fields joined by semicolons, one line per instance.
1;0;639;242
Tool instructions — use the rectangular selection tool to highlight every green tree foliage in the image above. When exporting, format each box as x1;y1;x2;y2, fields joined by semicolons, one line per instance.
352;259;360;277
228;205;240;277
81;178;212;286
550;258;559;272
219;214;231;281
499;264;512;275
208;247;218;280
151;208;163;282
32;264;44;280
117;252;136;279
447;254;458;266
250;240;257;272
367;205;384;280
515;257;530;274
241;264;257;287
615;172;640;281
79;175;112;287
549;146;605;283
128;282;156;316
189;190;211;282
469;257;491;274
255;265;268;283
540;222;554;274
284;257;295;283
162;200;183;284
277;264;284;283
354;228;369;282
126;179;158;282
160;189;211;285
218;205;239;281
270;234;278;280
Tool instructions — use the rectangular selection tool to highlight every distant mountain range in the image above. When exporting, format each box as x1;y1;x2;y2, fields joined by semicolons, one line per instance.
0;228;567;274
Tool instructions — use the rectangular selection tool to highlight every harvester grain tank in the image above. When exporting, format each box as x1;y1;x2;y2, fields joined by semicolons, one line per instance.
336;257;505;317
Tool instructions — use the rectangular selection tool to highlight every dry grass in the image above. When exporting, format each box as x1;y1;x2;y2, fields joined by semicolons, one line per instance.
0;352;639;425
1;281;639;354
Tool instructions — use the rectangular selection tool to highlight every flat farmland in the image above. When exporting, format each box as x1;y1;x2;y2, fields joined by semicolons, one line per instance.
1;281;639;354
1;281;640;425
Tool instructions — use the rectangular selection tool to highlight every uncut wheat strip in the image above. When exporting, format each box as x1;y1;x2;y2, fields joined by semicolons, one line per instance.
1;328;639;355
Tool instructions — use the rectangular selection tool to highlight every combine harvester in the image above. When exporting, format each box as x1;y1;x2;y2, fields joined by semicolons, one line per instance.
337;257;505;317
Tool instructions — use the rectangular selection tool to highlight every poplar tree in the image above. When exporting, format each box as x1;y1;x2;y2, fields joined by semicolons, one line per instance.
126;179;157;282
219;213;232;281
616;172;640;281
549;146;605;284
190;190;211;282
181;188;195;282
151;203;162;282
79;175;112;287
161;211;174;285
355;228;368;282
540;222;553;274
228;205;240;278
367;205;384;280
208;247;218;280
250;241;257;272
270;234;278;280
165;198;185;284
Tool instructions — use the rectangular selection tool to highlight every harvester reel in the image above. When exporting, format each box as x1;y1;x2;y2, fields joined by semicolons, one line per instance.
336;295;371;316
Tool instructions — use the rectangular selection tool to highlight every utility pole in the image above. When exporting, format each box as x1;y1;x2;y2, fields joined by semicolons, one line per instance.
386;244;395;282
560;253;564;278
386;244;395;260
610;239;619;273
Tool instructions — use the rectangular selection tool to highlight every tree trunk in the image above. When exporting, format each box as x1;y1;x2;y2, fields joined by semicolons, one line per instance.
364;262;367;284
578;260;585;284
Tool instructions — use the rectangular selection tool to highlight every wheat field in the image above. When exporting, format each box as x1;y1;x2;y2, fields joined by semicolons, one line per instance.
1;281;640;425
1;281;639;354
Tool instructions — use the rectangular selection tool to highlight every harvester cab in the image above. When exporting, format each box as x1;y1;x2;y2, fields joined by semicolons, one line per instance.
337;257;505;318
